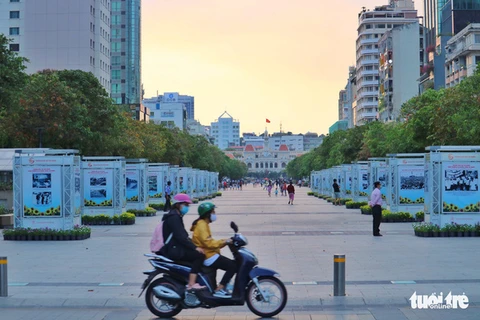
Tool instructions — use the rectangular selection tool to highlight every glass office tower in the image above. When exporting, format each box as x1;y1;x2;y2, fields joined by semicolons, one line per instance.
111;0;142;105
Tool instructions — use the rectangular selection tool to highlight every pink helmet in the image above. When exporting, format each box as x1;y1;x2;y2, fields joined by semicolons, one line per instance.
172;194;193;205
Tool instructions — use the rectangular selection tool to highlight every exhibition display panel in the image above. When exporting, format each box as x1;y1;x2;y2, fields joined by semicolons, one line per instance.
82;156;126;217
426;146;480;227
386;154;425;214
13;149;81;230
147;163;169;204
351;162;369;202
125;159;148;210
340;165;352;198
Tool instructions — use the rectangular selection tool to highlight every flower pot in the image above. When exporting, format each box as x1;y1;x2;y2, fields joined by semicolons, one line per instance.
440;232;448;237
3;235;11;240
457;231;464;237
449;232;456;237
432;232;439;237
19;235;26;241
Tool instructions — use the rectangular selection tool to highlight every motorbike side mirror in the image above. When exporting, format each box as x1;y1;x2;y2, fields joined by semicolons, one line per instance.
230;221;238;233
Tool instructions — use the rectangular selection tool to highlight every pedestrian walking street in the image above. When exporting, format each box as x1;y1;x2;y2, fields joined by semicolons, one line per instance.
1;185;480;320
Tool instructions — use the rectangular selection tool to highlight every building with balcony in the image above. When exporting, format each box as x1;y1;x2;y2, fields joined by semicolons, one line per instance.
354;0;418;125
142;93;195;120
0;0;111;93
303;133;324;151
210;111;240;150
445;23;480;88
378;22;422;122
422;0;480;90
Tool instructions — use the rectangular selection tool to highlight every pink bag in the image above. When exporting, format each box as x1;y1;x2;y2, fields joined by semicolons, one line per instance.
150;222;172;253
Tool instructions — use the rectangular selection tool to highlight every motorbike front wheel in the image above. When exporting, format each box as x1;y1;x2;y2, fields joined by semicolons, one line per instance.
145;278;183;318
246;276;288;318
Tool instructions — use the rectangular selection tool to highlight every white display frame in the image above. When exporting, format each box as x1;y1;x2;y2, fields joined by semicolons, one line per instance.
426;146;480;227
82;156;126;217
13;149;81;230
386;154;425;214
147;163;169;204
341;165;353;199
352;162;369;202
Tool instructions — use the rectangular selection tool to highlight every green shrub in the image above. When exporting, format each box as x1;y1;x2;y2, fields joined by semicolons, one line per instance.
149;203;165;211
346;201;368;209
216;192;222;197
120;212;135;224
360;205;372;214
127;207;156;216
307;192;314;196
415;211;424;221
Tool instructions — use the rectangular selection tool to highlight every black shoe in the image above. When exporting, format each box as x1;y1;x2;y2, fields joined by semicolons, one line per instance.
373;234;383;237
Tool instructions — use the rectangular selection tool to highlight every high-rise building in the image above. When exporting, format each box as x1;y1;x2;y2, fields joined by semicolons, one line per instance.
354;0;418;125
378;22;422;122
422;0;480;90
110;0;142;104
210;111;240;150
0;0;111;92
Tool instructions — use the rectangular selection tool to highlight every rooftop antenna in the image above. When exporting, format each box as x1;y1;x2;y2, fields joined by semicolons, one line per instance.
280;122;283;133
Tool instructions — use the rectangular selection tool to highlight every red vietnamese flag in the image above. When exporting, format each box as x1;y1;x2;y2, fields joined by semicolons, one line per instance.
266;119;271;123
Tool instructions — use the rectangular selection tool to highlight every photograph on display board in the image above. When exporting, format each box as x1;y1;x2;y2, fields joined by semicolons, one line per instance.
24;168;61;216
84;169;113;207
90;176;107;186
126;173;139;202
179;176;184;192
359;171;369;196
33;173;51;188
149;175;163;198
74;170;81;215
399;166;425;204
33;191;52;205
443;163;480;213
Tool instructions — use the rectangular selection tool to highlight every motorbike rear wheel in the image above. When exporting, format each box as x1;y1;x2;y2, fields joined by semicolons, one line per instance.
145;278;183;318
246;276;288;318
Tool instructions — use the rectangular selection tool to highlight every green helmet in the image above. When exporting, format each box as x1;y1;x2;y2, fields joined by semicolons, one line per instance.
198;202;216;217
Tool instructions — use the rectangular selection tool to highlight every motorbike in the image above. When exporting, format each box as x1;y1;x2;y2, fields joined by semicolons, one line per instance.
139;222;287;318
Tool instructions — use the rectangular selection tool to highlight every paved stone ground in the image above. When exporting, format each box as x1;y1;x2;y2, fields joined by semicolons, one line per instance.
1;185;480;319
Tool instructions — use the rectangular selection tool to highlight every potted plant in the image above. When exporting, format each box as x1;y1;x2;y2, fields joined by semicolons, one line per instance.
415;211;424;222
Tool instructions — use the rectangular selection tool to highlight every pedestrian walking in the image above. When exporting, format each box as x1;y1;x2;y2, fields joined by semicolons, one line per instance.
267;182;272;197
369;181;383;237
287;181;295;205
164;181;172;212
332;179;341;206
274;187;279;197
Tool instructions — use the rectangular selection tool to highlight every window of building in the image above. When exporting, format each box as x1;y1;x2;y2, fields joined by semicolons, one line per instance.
365;24;372;29
112;70;121;80
112;15;121;25
150;111;154;117
10;11;20;19
111;42;121;52
376;24;385;28
9;43;19;51
475;34;480;43
10;0;20;2
112;1;121;10
9;27;19;35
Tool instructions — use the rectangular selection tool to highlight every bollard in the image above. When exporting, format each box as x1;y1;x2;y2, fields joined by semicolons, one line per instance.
333;254;345;296
0;257;7;297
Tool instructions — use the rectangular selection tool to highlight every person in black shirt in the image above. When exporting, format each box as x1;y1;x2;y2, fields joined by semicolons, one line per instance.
332;179;341;206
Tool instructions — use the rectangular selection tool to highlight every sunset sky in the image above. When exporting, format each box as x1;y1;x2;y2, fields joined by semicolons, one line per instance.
141;0;422;135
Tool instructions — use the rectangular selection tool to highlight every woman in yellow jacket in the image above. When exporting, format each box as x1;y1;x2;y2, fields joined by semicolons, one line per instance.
191;202;236;298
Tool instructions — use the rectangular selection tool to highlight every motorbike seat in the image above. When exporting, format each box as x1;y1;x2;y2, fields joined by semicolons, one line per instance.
172;261;216;275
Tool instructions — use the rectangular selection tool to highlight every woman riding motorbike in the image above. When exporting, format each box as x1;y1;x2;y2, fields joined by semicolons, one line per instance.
160;194;206;290
191;202;236;298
